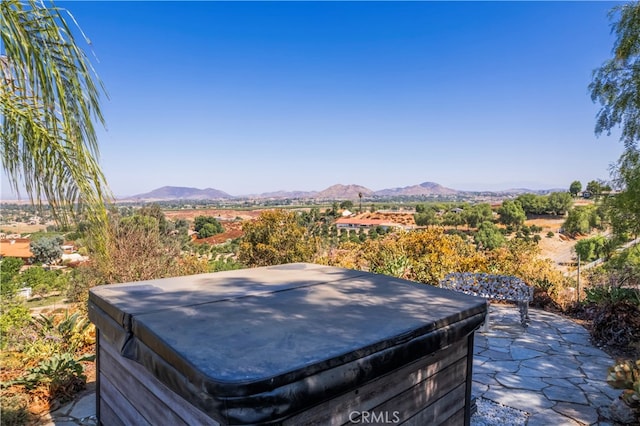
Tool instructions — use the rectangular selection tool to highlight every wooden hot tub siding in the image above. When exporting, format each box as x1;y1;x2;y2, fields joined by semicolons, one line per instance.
96;331;475;426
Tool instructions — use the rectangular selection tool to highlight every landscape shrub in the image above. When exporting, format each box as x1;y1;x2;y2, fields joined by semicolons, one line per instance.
591;302;640;356
9;353;94;403
584;284;640;305
208;257;244;273
0;304;31;350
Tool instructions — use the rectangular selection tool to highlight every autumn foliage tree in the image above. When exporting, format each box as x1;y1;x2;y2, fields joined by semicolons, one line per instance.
238;210;316;267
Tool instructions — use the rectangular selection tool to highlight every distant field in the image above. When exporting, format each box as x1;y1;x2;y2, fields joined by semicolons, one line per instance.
0;223;46;234
526;216;581;273
163;209;263;222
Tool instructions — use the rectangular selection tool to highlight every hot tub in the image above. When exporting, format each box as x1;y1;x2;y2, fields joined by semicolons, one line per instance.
88;263;486;425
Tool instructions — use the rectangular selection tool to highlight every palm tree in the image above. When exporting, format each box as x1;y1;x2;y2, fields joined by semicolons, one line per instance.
0;0;110;234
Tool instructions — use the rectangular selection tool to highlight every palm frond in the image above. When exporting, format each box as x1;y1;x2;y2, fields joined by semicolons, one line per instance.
0;0;111;233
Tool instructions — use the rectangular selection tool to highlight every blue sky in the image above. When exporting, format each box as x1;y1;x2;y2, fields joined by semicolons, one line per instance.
0;1;628;198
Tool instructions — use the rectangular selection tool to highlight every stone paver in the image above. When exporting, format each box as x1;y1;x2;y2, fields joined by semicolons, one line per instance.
44;305;623;425
472;305;621;425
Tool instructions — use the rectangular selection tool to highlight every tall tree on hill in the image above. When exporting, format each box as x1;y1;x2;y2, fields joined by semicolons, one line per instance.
1;1;110;252
590;2;640;149
569;180;582;197
590;2;640;240
497;200;526;229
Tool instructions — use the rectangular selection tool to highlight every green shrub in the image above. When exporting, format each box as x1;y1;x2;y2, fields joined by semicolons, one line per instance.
584;284;640;305
0;304;31;350
32;311;91;353
9;353;94;402
547;231;554;238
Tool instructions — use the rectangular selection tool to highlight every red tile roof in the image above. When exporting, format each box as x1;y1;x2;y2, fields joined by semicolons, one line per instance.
0;239;33;259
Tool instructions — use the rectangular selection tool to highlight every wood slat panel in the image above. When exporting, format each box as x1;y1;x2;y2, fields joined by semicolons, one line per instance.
98;398;125;426
442;407;465;426
100;346;190;426
364;357;467;425
99;373;151;426
284;340;467;426
402;383;466;426
100;339;218;425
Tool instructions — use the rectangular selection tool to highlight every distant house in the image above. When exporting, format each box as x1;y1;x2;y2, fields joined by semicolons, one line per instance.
0;238;33;262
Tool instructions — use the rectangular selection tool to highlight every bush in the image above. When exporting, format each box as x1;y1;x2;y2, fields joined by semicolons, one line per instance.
591;302;640;353
194;216;223;239
0;304;31;350
547;231;554;238
584;284;640;305
10;353;94;403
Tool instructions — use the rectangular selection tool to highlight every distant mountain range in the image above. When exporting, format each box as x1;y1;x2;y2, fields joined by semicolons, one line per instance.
126;186;233;201
122;182;561;202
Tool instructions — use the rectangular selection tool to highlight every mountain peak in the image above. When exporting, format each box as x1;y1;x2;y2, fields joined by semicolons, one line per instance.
127;186;232;201
315;184;374;199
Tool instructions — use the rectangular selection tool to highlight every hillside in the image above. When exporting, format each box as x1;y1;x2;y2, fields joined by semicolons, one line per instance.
315;184;374;200
374;181;458;197
128;186;232;201
117;182;566;202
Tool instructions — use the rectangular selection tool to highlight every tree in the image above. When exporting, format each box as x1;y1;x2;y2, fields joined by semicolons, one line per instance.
474;221;506;250
575;235;608;262
414;209;439;227
138;204;169;234
339;200;354;210
590;2;640;242
198;223;221;239
569;181;582;197
442;211;464;229
0;257;24;283
67;213;206;296
546;192;573;215
607;147;640;239
238;209;316;267
0;1;110;230
586;180;603;199
464;203;494;229
515;193;547;215
0;257;25;298
590;2;640;149
562;205;602;236
18;265;68;297
30;235;63;264
193;216;223;238
497;200;526;229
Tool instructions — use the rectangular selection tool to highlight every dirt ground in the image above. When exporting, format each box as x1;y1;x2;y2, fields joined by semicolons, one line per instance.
526;217;578;273
0;223;47;234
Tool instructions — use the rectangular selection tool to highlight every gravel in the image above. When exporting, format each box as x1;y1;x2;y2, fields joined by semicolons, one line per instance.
471;397;529;426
